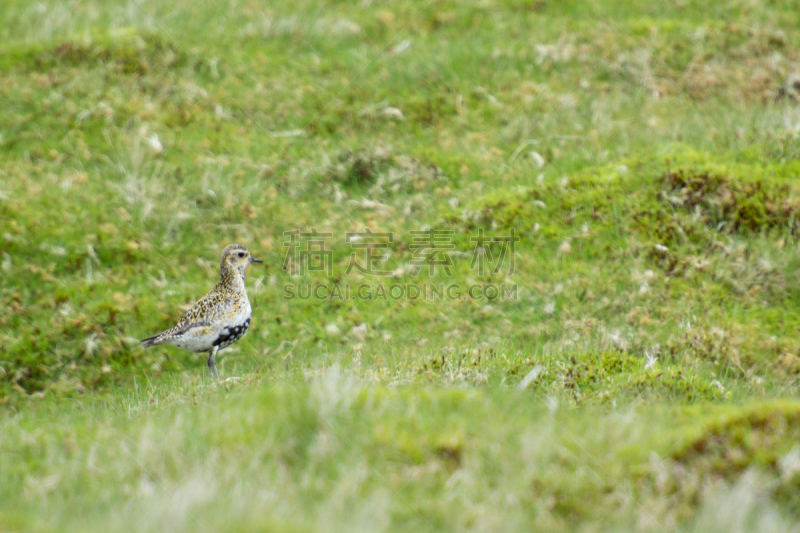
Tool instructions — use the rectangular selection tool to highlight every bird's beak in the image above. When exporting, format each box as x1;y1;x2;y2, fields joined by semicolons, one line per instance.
250;256;263;264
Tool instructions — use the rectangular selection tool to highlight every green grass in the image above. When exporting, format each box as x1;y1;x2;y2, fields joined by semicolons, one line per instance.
2;0;800;530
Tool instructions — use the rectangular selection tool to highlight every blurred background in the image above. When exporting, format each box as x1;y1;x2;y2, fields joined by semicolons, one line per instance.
2;1;800;531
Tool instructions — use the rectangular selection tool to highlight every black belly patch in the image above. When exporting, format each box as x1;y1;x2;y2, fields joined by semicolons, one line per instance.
213;317;251;349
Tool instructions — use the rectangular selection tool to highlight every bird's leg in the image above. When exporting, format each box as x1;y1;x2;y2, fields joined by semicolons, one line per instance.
207;346;220;381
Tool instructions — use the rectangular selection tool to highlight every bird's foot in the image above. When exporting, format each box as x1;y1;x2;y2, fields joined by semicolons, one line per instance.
207;348;220;382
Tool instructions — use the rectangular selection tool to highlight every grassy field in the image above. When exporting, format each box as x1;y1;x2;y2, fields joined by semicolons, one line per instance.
3;0;800;530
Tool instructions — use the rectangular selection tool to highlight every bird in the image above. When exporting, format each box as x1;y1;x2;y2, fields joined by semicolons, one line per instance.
140;243;262;380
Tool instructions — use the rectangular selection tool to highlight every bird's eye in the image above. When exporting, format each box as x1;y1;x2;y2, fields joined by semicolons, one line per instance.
237;252;245;258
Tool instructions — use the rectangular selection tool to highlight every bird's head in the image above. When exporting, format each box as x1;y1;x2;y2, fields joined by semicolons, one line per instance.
220;243;262;277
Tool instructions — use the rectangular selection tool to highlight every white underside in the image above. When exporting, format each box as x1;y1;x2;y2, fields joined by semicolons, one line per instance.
165;330;226;353
160;301;251;353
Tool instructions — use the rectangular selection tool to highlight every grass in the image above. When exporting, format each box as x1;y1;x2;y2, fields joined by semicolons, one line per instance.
2;0;800;530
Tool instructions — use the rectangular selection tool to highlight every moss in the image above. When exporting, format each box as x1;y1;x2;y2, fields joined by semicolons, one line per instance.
660;170;800;234
0;29;189;74
631;169;800;277
634;170;800;262
666;403;800;513
415;348;725;404
324;148;445;193
326;149;389;188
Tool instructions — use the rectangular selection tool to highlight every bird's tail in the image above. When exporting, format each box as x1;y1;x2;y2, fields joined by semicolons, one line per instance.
139;334;163;349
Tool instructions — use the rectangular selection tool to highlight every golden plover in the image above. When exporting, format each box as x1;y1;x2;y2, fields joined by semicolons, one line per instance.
140;243;262;380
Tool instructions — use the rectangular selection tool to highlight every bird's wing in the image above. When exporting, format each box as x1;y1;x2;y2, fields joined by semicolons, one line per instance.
140;316;213;347
173;291;233;328
140;291;233;347
164;317;213;337
177;290;233;324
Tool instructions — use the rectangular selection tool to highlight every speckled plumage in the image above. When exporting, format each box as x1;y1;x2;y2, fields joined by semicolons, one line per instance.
140;243;263;379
